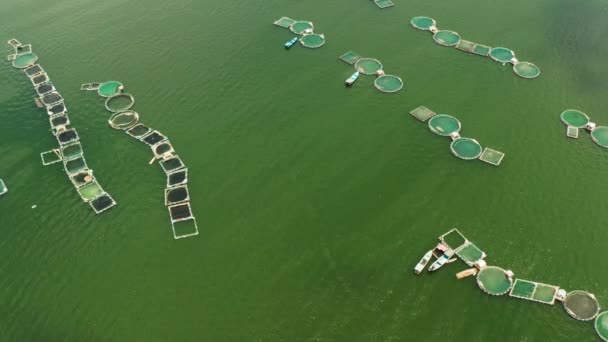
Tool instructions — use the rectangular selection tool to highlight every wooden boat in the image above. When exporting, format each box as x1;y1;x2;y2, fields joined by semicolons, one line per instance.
414;250;433;274
456;268;478;279
429;249;455;272
284;37;298;49
345;71;360;86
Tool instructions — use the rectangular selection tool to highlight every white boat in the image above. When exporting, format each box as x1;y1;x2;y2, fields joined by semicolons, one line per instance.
429;249;455;272
414;250;433;274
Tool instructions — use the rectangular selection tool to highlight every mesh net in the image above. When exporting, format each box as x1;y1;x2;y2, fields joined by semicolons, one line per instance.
374;75;403;93
451;138;483;160
339;51;362;65
591;127;608;148
564;291;600;321
479;148;505;166
433;31;461;46
489;47;514;63
410;106;436;122
24;64;43;76
300;34;325;48
560;109;589;128
355;58;383;75
48;103;66;115
410;16;435;30
513;62;541;79
428;114;461;136
31;73;49;86
477;266;513;296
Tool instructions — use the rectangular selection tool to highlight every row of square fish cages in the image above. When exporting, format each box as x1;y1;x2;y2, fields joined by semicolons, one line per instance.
7;38;116;214
80;81;199;239
413;228;608;341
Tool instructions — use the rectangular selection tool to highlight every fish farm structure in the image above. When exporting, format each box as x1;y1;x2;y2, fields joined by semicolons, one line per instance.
410;16;540;79
409;106;505;165
560;109;608;149
416;228;608;341
6;39;116;214
339;51;404;93
81;81;198;240
273;17;326;49
370;0;394;9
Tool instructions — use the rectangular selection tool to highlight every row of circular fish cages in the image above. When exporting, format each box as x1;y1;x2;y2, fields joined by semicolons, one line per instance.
81;81;199;239
7;39;116;214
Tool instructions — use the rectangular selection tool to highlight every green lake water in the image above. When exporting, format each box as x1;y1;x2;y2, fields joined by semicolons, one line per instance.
1;0;608;340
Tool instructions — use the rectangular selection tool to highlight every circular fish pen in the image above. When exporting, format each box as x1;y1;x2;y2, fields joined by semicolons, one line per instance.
560;109;590;128
300;34;325;48
563;291;600;321
451;138;482;160
374;75;403;93
595;312;608;341
12;53;38;69
289;21;313;34
433;30;461;47
428;114;461;136
108;111;139;130
591;127;608;148
489;47;515;63
105;93;135;112
513;62;541;79
355;58;383;75
98;81;123;97
410;16;436;30
476;266;513;296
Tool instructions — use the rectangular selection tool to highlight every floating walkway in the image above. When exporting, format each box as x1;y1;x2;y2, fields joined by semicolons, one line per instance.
6;39;116;214
371;0;394;9
409;106;505;165
417;228;607;341
560;109;608;148
273;17;326;49
338;51;403;93
410;16;540;79
82;81;198;240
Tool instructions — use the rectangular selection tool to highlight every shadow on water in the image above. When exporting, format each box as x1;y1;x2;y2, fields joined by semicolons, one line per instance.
545;0;608;90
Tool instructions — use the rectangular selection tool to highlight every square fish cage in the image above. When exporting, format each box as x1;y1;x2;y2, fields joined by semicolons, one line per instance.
56;128;79;145
454;241;486;266
339;51;362;65
61;141;84;161
410;105;437;122
456;40;476;52
472;44;491;56
141;130;167;146
40;149;63;166
126;124;152;140
479;148;505;166
509;279;559;305
167;168;188;188
567;126;579;139
273;17;295;29
63;155;88;175
77;181;105;202
24;64;44;78
160;155;185;174
151;140;175;159
168;202;199;239
374;0;394;9
439;228;467;250
49;113;70;129
69;169;95;188
89;193;116;214
164;185;190;206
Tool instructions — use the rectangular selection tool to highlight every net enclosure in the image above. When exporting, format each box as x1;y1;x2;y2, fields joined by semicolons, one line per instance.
439;228;467;250
41;150;62;166
410;105;437;122
450;137;483;160
339;51;362;65
89;193;116;214
410;16;436;30
433;30;461;46
472;44;491;56
97;81;123;97
41;92;63;106
273;17;295;29
142;130;167;146
70;170;95;188
489;47;515;63
37;83;54;95
355;58;383;75
591;127;608;148
374;75;403;93
61;142;84;160
168;202;199;239
64;156;88;175
12;53;38;69
477;266;513;296
513;62;541;79
165;185;190;206
105;93;135;112
77;181;105;202
109;111;139;130
595;311;608;342
289;21;313;34
300;34;325;48
24;64;43;77
374;0;394;9
560;110;590;128
567;126;579;139
479;148;505;166
454;241;486;266
56;129;79;145
428;114;461;136
160;156;185;174
167;168;188;188
126;124;152;140
509;279;559;305
563;291;600;321
152;140;175;158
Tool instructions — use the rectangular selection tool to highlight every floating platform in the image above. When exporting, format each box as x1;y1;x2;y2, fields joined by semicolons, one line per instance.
0;179;7;196
596;312;608;341
563;291;600;321
509;279;559;305
477;266;513;296
300;33;325;48
339;51;362;65
373;0;394;8
273;17;295;29
105;93;135;112
410;105;437;122
374;75;403;93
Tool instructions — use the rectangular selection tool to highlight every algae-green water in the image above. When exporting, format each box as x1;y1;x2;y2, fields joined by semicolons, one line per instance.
1;0;607;341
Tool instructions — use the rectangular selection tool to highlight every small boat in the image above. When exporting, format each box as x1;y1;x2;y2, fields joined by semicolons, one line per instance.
414;250;433;274
284;37;298;49
345;71;360;86
456;268;478;279
429;249;455;272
